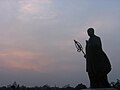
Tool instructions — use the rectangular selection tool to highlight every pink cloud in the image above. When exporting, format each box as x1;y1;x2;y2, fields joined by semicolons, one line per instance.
0;49;54;72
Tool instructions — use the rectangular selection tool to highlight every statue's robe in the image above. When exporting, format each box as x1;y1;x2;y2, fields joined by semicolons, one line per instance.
85;35;111;88
86;35;111;74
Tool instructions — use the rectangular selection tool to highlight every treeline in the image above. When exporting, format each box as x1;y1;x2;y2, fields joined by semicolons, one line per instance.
0;83;87;90
0;79;120;90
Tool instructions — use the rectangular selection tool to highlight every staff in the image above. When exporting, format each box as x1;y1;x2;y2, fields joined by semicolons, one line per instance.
74;40;86;57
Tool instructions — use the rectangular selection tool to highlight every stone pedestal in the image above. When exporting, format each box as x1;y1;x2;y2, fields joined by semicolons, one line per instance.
81;88;117;90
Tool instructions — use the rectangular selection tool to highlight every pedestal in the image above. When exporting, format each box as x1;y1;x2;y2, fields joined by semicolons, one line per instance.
81;88;117;90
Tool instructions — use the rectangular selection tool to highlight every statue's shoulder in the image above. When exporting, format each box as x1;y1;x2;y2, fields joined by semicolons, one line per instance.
94;35;100;39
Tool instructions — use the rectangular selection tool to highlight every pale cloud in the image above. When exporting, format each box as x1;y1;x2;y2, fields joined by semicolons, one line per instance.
75;30;87;40
17;0;57;22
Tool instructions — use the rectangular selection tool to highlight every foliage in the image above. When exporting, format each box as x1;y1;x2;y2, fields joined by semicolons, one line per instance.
0;80;120;90
75;83;87;90
111;79;120;90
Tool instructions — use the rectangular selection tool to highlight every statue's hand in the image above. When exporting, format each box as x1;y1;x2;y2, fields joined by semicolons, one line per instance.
86;40;88;44
84;54;86;59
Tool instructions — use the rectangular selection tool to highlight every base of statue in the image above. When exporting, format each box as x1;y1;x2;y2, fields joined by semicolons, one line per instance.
81;88;117;90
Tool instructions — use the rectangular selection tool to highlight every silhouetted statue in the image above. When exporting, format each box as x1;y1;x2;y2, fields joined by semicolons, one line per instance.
85;28;111;88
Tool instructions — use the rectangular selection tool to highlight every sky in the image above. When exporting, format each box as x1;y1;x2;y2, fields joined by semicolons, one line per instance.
0;0;120;87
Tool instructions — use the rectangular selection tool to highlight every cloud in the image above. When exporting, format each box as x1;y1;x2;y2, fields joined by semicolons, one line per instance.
0;49;54;72
17;0;57;22
0;48;82;74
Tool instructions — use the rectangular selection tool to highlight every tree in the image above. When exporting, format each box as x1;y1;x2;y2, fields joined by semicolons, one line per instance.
75;83;87;90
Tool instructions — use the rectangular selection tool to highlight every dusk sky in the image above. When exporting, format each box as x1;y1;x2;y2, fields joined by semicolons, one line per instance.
0;0;120;87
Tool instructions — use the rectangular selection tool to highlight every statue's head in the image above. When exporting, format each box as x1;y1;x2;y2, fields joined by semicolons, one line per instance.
87;28;94;37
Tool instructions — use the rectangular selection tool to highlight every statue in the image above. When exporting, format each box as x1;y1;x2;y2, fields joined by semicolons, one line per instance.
74;28;111;88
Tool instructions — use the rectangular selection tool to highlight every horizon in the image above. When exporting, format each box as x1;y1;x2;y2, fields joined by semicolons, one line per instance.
0;0;120;87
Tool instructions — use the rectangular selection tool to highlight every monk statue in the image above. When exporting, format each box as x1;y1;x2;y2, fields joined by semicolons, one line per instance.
85;28;111;88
